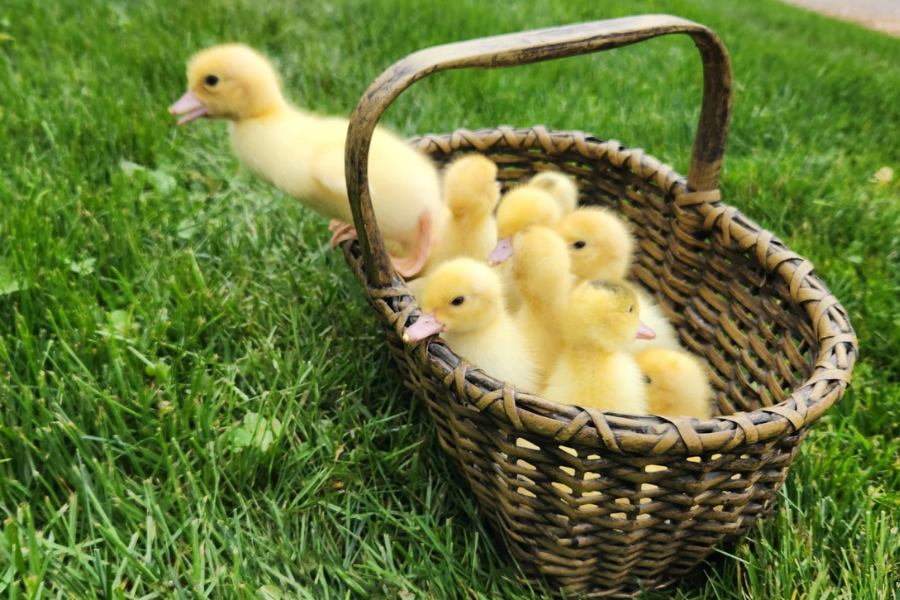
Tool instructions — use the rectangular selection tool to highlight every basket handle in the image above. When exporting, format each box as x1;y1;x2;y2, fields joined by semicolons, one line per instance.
345;14;733;287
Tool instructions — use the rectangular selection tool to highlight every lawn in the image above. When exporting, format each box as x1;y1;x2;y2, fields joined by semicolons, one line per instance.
1;0;899;598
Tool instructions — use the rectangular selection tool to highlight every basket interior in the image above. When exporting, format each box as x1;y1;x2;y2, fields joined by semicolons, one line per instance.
417;134;818;419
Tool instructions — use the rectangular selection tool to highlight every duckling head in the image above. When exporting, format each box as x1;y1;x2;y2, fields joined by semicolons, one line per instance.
489;187;562;264
638;348;714;416
564;280;655;351
528;171;579;214
556;206;635;282
442;155;500;219
402;259;503;343
170;43;286;125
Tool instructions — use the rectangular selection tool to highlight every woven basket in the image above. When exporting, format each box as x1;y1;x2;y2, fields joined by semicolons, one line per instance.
339;15;858;598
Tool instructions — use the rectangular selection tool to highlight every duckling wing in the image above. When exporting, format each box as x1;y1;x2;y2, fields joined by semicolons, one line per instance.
309;147;411;227
308;148;352;220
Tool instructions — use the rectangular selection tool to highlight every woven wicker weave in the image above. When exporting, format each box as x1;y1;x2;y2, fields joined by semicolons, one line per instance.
339;16;858;598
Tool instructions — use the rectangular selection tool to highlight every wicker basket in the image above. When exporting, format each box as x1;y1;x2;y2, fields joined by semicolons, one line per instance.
339;15;858;598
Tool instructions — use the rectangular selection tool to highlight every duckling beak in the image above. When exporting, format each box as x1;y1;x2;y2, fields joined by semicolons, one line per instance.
487;237;513;265
169;90;208;125
635;320;656;340
402;311;444;343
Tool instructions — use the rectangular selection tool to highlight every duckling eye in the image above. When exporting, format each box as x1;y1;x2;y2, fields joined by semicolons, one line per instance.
204;75;220;87
572;240;587;250
628;305;634;312
450;296;465;307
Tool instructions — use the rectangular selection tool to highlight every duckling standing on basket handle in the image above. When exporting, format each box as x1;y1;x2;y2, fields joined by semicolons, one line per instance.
427;155;500;269
169;43;447;278
402;258;539;392
542;280;655;414
555;206;682;353
634;347;714;419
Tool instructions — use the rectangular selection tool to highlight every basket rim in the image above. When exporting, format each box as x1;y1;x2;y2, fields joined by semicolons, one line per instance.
351;125;859;457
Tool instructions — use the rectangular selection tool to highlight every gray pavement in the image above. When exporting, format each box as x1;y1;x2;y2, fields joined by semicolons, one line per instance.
781;0;900;35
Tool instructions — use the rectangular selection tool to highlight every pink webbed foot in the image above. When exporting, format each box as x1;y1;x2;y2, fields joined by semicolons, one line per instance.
328;219;358;248
389;210;433;279
328;212;434;280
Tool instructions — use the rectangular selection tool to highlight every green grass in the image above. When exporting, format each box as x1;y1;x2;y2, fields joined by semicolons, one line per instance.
1;0;899;598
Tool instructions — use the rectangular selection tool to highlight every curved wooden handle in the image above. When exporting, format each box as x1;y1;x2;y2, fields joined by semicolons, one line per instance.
345;14;733;287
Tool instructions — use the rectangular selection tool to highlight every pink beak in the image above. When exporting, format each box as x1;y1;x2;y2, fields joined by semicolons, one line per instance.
487;237;513;265
169;90;208;125
402;311;445;343
635;320;656;340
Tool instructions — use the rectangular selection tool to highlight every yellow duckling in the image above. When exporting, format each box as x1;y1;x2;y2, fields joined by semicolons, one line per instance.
488;186;563;265
169;43;445;277
555;206;682;353
555;206;634;282
510;226;573;385
427;155;500;268
487;186;563;314
542;280;655;414
401;258;539;391
527;171;580;215
634;348;714;419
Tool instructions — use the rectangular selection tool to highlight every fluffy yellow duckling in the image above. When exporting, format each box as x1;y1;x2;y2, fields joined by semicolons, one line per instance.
555;206;634;282
401;258;539;391
527;171;580;215
169;43;445;277
542;280;655;414
427;155;500;269
509;226;573;385
488;186;563;265
555;206;682;353
487;186;563;313
635;348;714;419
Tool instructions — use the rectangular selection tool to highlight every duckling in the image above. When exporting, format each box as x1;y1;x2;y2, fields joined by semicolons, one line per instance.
623;292;681;353
401;258;539;391
510;226;573;385
486;186;563;313
635;348;714;419
427;155;500;269
488;186;563;265
555;206;682;353
542;280;655;414
528;171;580;215
169;43;446;278
555;206;634;282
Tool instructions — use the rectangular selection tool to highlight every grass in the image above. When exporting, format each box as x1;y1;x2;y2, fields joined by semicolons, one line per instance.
0;0;898;598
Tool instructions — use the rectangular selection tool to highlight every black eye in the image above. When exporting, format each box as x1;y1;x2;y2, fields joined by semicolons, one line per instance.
450;296;465;307
643;375;652;385
628;305;634;312
205;75;219;86
572;240;586;250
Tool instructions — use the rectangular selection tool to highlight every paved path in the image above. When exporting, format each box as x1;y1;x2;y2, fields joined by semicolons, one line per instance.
781;0;900;36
